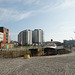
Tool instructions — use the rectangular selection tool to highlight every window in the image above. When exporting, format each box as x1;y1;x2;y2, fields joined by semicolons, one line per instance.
0;34;3;35
0;41;3;43
0;37;3;39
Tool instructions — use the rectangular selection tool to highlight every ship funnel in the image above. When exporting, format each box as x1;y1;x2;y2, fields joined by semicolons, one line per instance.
51;39;53;43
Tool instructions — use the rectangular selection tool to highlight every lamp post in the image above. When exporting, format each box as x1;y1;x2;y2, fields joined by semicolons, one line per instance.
71;37;73;40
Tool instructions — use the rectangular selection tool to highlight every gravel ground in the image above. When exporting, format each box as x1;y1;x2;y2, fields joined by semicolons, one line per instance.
0;52;75;75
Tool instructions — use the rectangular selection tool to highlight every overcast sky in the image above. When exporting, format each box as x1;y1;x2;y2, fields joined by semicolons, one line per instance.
0;0;75;42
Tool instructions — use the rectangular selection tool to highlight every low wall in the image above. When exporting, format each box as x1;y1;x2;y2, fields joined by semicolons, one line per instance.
0;50;30;58
57;49;72;55
0;48;43;58
0;48;72;58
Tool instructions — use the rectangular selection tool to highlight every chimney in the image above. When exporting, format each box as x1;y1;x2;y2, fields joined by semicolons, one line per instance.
51;39;53;43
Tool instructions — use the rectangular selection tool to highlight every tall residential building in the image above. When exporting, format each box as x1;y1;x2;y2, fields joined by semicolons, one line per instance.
0;32;3;43
32;29;43;45
0;27;9;43
18;30;32;46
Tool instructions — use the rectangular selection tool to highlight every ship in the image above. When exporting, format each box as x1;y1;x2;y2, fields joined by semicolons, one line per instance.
44;40;57;55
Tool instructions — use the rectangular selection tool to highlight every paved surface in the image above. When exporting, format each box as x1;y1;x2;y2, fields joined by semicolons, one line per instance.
0;52;75;75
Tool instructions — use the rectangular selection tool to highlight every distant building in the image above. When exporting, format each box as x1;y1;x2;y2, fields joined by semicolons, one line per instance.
63;40;75;48
18;30;32;46
0;32;3;43
13;41;18;47
32;29;43;45
0;27;9;43
10;40;14;43
10;41;18;47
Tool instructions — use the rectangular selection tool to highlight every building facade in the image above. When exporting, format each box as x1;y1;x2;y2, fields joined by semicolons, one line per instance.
64;40;75;48
0;27;14;49
32;29;43;45
0;27;9;43
0;43;14;49
0;32;3;43
18;30;32;46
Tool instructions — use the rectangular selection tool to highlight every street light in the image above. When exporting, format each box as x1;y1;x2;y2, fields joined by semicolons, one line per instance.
74;31;75;33
71;37;73;40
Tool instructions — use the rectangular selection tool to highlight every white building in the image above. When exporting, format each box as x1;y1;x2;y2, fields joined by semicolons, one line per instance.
18;30;32;46
0;32;3;43
32;29;43;45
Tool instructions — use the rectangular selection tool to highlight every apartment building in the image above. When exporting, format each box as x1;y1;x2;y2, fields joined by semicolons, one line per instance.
18;30;32;46
0;27;9;43
0;27;14;49
32;29;43;45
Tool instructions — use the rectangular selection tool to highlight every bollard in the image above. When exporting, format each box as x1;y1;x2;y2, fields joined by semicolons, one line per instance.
24;54;30;59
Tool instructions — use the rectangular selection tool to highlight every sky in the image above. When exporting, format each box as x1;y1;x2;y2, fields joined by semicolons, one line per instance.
0;0;75;42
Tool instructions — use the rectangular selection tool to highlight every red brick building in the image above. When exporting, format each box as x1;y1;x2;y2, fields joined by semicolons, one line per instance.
0;43;14;49
0;27;14;49
0;27;9;43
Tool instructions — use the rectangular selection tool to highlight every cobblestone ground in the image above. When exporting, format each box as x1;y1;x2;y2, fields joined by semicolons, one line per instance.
0;52;75;75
